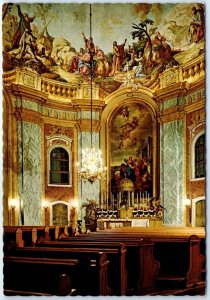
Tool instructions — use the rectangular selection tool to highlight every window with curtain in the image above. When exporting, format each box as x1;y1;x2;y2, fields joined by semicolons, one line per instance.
50;147;69;184
195;134;205;178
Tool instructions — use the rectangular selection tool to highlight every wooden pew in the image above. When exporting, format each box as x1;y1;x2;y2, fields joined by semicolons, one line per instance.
56;236;160;295
4;250;110;296
101;231;206;288
154;235;204;289
3;225;72;249
37;240;127;295
3;228;24;249
4;256;77;296
89;226;206;240
68;228;205;291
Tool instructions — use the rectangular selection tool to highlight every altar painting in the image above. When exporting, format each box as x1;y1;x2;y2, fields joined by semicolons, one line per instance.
110;103;153;196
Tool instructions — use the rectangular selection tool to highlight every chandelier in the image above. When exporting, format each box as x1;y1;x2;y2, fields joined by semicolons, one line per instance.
77;4;107;184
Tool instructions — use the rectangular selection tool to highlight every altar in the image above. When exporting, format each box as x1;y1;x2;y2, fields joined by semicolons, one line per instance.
97;217;163;230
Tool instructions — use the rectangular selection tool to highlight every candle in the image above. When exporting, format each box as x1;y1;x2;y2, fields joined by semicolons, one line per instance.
107;192;108;210
102;192;104;209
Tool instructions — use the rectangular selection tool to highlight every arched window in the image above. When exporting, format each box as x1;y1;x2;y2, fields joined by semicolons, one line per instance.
195;134;205;178
50;147;69;185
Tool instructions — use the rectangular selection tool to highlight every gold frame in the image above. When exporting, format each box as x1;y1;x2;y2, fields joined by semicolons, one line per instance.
100;86;159;197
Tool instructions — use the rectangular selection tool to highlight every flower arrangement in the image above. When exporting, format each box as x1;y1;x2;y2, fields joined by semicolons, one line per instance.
81;199;97;209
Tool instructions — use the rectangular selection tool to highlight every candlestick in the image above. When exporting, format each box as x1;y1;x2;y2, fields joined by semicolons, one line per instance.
101;192;103;209
128;192;130;207
10;206;16;226
44;206;49;226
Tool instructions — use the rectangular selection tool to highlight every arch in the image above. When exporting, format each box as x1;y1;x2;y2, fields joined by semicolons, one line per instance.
100;86;159;197
190;130;205;180
191;196;205;227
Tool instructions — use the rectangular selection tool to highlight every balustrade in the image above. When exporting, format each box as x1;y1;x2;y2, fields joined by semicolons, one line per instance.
41;78;77;99
180;54;205;84
3;70;16;86
159;54;204;88
3;54;205;95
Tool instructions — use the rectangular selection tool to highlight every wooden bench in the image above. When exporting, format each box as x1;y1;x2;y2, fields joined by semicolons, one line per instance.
89;226;206;240
3;225;71;248
37;240;127;295
69;228;205;291
4;250;110;296
154;235;204;289
57;236;160;295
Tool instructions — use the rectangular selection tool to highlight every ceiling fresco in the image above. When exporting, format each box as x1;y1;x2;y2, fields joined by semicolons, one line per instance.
2;2;205;91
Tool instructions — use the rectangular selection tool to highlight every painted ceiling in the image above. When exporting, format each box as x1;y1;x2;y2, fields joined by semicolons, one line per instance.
2;2;205;89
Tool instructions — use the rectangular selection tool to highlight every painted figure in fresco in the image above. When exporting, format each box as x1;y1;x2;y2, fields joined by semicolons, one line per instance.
12;4;35;49
120;163;127;178
67;48;84;72
151;31;172;65
16;29;38;60
109;39;127;76
94;46;110;77
120;116;139;140
121;46;139;72
121;106;129;119
189;5;204;43
82;32;96;56
77;48;92;76
134;57;145;78
111;155;152;195
126;156;136;183
142;40;154;71
9;28;38;62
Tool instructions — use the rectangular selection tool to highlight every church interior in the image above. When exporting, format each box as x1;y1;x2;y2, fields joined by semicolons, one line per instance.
2;2;206;296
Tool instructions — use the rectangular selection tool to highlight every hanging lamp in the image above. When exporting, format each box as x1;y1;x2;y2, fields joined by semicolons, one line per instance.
77;4;107;184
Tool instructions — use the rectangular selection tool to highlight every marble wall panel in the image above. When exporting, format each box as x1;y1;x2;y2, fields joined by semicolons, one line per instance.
17;121;42;225
77;131;100;219
160;120;184;225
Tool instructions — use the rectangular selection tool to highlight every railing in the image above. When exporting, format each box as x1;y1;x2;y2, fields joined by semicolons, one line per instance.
3;69;16;86
41;77;78;100
159;53;205;88
181;53;205;83
3;53;205;96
